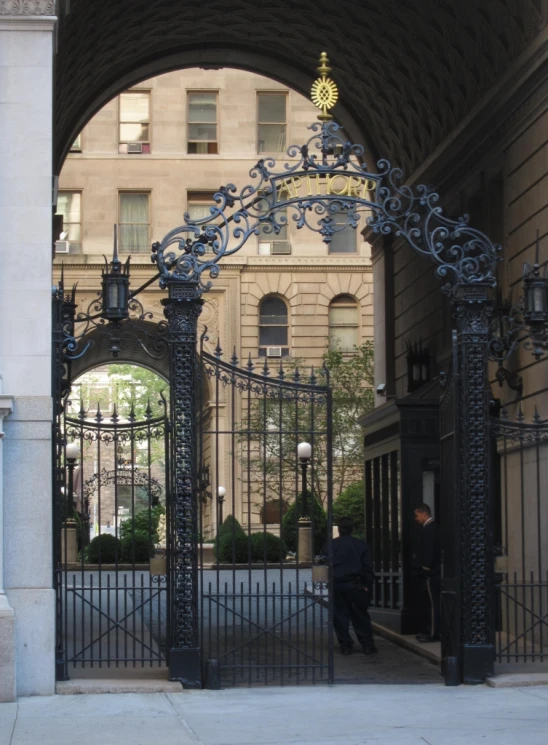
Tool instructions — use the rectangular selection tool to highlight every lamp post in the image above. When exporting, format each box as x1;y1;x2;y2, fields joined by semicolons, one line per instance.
297;442;312;564
217;486;226;526
65;442;79;520
62;442;79;564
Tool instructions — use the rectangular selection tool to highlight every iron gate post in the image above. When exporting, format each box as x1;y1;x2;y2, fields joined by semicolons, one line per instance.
163;281;204;688
453;285;495;683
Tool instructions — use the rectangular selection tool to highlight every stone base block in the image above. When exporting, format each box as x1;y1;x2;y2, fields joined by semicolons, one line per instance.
0;602;16;702
7;587;55;696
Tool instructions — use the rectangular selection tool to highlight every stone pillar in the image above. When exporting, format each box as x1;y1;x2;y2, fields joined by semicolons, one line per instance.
163;282;203;688
453;285;495;683
0;3;57;696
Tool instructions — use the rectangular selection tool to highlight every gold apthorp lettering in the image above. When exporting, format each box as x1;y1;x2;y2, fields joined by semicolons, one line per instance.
275;174;376;202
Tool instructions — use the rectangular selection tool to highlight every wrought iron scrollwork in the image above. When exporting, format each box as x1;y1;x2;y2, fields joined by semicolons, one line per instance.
151;122;501;296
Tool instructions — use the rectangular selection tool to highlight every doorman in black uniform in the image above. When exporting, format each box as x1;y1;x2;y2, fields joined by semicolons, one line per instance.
328;517;377;655
414;503;441;642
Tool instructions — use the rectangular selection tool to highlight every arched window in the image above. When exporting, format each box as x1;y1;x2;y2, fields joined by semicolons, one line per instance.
259;295;288;356
329;295;359;352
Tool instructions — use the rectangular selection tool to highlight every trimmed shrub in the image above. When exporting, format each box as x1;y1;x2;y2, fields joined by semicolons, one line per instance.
85;534;121;564
282;491;327;554
217;531;250;564
120;533;154;563
333;481;365;538
214;515;246;560
250;531;286;563
119;504;165;544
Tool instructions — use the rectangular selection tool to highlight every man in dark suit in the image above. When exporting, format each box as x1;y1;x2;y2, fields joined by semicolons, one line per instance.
328;517;377;655
414;503;441;643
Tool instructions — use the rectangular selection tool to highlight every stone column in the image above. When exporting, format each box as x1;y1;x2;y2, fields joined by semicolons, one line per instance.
163;282;203;688
453;284;495;683
0;2;57;696
0;390;14;702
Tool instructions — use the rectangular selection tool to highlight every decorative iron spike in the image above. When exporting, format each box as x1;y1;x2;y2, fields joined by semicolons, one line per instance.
309;366;317;386
145;399;153;419
95;402;103;423
129;402;136;422
517;402;524;422
78;399;86;420
230;347;239;366
278;361;285;381
321;360;331;384
262;358;270;377
111;403;119;423
533;405;541;424
246;353;255;373
214;339;223;359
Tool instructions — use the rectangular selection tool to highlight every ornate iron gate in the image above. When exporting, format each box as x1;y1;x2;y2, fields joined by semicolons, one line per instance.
54;397;170;677
440;332;461;685
196;340;334;686
492;411;548;663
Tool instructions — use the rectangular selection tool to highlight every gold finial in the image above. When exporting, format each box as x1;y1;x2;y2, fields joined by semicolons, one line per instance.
311;52;339;121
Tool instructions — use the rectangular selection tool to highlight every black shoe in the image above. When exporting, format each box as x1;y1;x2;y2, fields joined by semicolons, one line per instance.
341;647;353;655
415;634;440;643
362;646;378;655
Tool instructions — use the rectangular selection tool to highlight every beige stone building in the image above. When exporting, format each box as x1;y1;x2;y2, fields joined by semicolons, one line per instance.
56;69;373;375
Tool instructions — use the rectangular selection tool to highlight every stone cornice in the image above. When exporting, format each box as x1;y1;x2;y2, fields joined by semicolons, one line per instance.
53;261;373;275
0;0;55;14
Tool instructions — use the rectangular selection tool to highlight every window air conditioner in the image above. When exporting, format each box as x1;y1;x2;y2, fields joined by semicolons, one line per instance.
55;240;70;254
266;346;282;357
127;142;143;154
272;241;291;255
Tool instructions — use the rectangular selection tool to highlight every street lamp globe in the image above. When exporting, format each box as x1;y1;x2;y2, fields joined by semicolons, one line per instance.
297;442;312;461
217;486;226;500
66;442;79;462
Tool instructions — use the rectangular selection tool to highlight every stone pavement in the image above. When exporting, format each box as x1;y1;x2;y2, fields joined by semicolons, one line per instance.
2;684;548;745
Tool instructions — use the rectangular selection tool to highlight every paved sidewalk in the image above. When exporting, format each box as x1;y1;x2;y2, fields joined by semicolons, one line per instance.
2;684;548;745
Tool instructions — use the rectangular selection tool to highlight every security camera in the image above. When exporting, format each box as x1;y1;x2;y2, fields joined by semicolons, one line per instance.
376;383;387;396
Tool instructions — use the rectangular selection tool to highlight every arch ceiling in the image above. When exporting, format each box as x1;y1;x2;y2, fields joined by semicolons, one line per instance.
55;0;547;176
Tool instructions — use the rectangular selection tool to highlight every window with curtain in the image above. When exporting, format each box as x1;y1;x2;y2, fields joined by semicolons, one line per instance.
329;295;359;351
188;92;218;154
257;93;287;153
57;191;82;251
329;220;357;253
259;295;289;353
119;92;150;153
119;192;150;253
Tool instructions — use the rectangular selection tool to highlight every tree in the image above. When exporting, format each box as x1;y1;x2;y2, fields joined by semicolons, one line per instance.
236;342;374;511
333;481;365;538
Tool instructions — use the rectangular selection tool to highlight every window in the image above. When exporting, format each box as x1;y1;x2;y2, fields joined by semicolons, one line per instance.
119;192;150;253
188;92;218;154
70;134;82;152
56;191;81;252
329;295;359;352
257;92;287;153
259;295;289;355
328;220;357;254
119;92;150;153
257;195;289;254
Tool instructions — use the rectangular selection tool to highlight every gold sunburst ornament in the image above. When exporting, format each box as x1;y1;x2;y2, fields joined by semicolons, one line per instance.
310;52;339;121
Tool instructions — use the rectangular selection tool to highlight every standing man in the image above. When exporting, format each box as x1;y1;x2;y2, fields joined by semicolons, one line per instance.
414;503;441;643
329;517;377;656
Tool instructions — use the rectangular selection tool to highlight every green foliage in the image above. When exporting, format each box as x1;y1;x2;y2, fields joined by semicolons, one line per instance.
282;491;327;553
119;504;165;544
120;533;154;563
217;531;250;564
237;342;374;511
85;534;121;564
250;531;286;563
214;516;246;561
333;481;365;538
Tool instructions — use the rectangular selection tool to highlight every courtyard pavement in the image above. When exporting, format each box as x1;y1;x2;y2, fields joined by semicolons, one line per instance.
1;683;548;745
